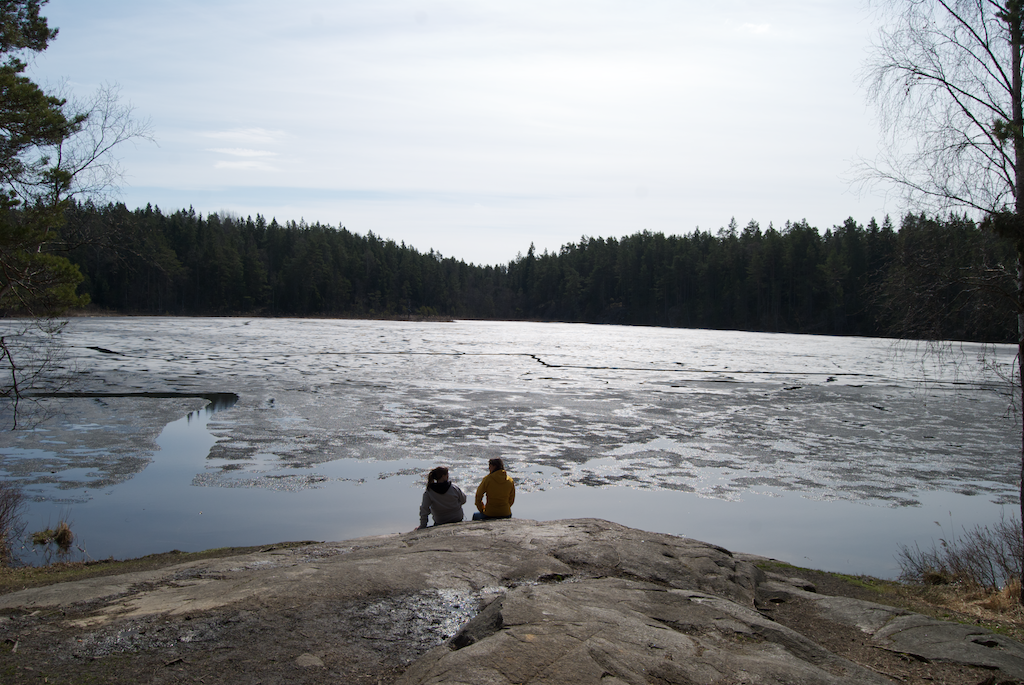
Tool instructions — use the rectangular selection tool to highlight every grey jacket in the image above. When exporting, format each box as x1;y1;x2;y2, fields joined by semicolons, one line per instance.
419;482;467;528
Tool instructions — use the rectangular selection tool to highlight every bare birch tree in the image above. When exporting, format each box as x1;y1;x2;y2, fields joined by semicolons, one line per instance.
0;2;152;427
863;0;1024;597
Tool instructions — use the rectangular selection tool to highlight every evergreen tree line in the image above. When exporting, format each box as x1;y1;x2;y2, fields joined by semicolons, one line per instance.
61;202;1019;343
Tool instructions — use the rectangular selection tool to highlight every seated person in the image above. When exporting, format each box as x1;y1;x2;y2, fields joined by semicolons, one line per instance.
472;457;515;520
418;466;466;529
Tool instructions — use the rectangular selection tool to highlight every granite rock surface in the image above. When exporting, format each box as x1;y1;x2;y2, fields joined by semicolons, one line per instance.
1;518;1021;684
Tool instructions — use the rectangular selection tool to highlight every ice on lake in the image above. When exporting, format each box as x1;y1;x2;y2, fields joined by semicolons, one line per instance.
0;317;1018;577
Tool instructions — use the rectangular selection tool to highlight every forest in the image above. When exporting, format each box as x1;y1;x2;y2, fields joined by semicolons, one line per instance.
59;202;1018;344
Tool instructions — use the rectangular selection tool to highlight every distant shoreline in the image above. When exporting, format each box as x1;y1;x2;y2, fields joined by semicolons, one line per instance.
61;307;457;323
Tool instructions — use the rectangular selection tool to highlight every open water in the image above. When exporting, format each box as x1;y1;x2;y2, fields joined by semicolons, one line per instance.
0;317;1018;577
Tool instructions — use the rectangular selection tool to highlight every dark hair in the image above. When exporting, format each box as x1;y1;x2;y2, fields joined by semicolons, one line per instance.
488;458;505;471
427;466;448;486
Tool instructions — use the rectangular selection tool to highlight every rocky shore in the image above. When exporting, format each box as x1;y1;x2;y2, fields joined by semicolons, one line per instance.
1;518;1023;684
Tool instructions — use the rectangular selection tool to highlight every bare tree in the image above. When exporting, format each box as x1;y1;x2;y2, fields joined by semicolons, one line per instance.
49;83;151;203
862;0;1024;599
0;478;26;566
0;82;152;427
0;7;152;430
0;317;73;429
36;83;153;261
2;82;153;301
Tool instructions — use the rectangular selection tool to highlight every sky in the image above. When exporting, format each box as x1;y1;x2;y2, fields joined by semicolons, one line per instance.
29;0;891;266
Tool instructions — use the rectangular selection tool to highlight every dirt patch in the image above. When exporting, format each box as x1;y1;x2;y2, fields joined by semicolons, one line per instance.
1;589;487;684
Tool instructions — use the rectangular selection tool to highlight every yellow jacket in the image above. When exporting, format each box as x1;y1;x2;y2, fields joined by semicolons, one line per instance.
475;469;515;517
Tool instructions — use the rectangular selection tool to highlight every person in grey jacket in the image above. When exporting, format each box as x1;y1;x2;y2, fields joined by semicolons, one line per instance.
418;466;466;529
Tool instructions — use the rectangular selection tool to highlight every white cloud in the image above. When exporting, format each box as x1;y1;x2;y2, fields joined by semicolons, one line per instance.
739;23;772;35
200;128;287;145
207;148;278;157
213;160;278;171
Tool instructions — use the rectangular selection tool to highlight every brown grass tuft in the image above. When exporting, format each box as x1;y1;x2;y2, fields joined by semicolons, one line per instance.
31;518;76;557
52;521;73;550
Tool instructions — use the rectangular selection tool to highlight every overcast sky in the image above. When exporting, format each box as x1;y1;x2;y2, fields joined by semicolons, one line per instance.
31;0;890;266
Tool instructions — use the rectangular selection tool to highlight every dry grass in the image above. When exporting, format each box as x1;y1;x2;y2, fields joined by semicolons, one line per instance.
887;579;1024;642
897;513;1022;590
891;515;1024;641
52;520;73;549
31;519;75;553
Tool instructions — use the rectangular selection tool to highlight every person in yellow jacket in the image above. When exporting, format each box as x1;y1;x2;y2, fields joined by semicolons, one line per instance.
472;458;515;520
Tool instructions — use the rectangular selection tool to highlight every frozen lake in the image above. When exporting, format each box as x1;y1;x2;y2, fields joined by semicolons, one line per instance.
0;317;1018;577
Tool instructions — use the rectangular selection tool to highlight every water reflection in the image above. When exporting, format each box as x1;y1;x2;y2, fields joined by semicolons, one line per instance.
10;405;1009;579
28;391;239;412
1;317;1019;577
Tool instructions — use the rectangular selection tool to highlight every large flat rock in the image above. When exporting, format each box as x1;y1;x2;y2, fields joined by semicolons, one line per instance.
1;518;1021;684
399;578;889;684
